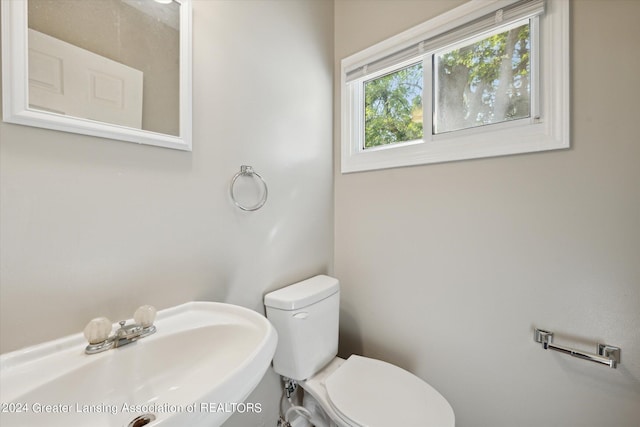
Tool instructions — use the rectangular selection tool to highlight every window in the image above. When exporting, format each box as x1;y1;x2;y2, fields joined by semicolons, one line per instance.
341;0;569;173
433;20;531;134
364;62;424;148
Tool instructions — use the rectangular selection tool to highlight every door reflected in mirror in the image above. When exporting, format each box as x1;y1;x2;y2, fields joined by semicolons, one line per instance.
28;0;180;136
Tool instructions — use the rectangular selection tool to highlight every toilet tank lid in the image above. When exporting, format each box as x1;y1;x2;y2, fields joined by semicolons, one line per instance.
264;275;339;310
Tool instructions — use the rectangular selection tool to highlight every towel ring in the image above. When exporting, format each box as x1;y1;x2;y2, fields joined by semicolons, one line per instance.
230;165;268;211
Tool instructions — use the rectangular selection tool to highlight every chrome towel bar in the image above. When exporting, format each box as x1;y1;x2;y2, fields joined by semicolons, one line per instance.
534;328;621;369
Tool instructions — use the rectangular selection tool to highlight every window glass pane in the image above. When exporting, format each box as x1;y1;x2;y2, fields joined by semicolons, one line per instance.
434;22;530;134
364;62;423;149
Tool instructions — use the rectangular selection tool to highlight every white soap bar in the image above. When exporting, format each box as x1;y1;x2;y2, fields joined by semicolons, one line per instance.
83;317;112;344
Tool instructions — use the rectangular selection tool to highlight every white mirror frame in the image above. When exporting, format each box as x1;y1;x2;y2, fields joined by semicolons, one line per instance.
1;0;192;151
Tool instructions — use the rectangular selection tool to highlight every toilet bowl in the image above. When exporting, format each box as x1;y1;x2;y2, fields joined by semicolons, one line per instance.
264;275;454;427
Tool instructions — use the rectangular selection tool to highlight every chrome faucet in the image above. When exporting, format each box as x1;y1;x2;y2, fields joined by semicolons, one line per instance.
84;306;157;355
115;319;156;345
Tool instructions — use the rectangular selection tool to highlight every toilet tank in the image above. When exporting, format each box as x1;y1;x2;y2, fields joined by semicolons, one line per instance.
264;275;340;381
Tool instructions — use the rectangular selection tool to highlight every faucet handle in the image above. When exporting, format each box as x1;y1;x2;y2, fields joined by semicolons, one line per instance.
134;305;157;328
83;317;112;344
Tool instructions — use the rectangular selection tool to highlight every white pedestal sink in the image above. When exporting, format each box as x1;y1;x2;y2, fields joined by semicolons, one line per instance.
0;302;277;427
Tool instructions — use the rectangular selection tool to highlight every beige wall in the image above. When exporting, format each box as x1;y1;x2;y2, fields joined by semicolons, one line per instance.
334;1;640;426
1;1;334;425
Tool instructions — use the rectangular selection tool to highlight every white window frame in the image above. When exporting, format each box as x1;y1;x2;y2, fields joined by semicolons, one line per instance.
340;0;569;173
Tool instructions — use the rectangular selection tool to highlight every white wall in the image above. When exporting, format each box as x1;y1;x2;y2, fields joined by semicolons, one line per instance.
334;1;640;426
0;1;334;426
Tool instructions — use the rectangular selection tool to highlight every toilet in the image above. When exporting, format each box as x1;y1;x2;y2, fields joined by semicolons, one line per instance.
264;275;455;427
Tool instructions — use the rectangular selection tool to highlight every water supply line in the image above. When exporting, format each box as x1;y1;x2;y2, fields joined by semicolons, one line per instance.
278;377;315;427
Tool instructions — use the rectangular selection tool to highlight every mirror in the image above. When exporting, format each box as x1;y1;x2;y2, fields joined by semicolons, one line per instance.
1;0;192;150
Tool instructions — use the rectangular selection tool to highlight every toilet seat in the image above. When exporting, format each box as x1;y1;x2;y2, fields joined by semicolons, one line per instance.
323;355;454;427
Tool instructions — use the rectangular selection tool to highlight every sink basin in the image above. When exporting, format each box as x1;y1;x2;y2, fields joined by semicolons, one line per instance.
0;302;277;427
